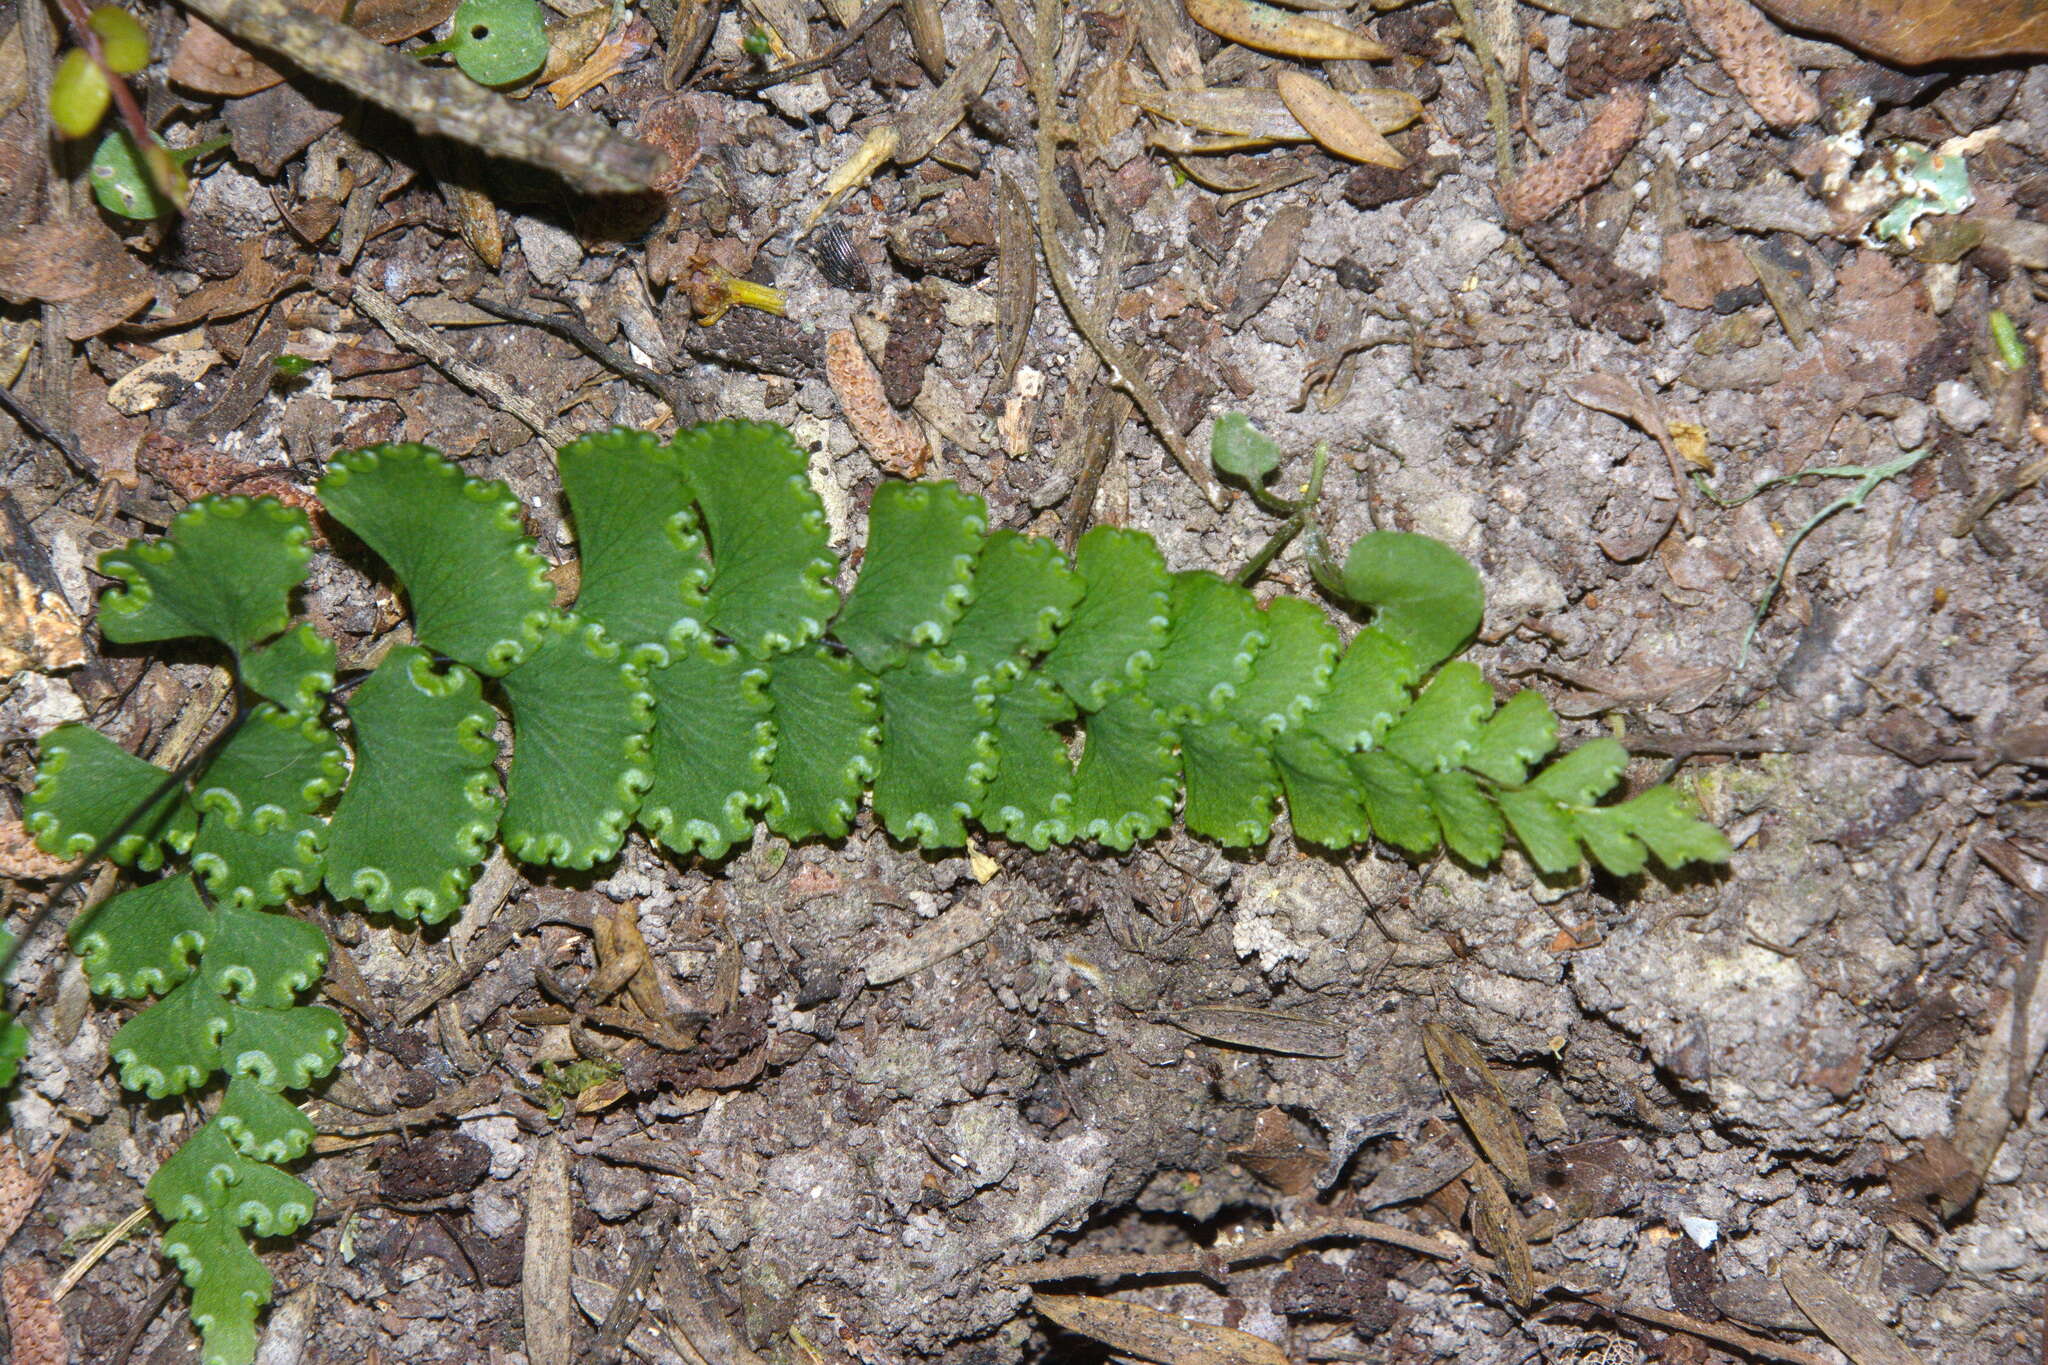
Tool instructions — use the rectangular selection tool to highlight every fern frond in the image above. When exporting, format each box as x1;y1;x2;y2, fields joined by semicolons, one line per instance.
27;724;196;870
317;444;557;675
871;650;997;847
496;615;654;869
670;420;839;657
834;480;986;672
97;497;313;655
637;638;774;859
1040;527;1171;711
558;427;710;663
762;647;879;841
322;646;500;921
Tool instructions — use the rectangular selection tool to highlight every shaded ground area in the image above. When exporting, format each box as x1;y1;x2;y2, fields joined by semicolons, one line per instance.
2;0;2048;1361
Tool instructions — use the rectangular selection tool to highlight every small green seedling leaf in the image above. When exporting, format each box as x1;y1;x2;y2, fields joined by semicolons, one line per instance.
1211;412;1281;485
90;131;226;220
90;6;152;73
49;49;111;138
1327;531;1483;671
417;0;550;86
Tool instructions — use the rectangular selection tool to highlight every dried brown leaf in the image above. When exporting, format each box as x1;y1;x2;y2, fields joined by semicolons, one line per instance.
1034;1292;1291;1365
995;175;1037;387
0;564;84;680
892;48;1002;164
0;222;154;340
863;890;1010;986
1229;1107;1327;1195
1468;1160;1535;1307
1422;1020;1531;1195
1754;0;2048;63
1184;0;1391;60
1;1261;65;1365
1276;71;1406;168
1163;1004;1345;1057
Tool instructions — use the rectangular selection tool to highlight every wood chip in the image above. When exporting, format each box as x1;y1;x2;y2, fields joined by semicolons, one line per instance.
1034;1292;1291;1365
0;563;85;680
1275;71;1405;168
1422;1020;1531;1195
826;329;931;476
1184;0;1391;60
2;1261;66;1365
1162;1004;1346;1057
523;1136;575;1365
1779;1262;1929;1365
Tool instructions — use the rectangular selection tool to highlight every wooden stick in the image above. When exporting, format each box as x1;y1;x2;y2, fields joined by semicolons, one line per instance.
176;0;663;194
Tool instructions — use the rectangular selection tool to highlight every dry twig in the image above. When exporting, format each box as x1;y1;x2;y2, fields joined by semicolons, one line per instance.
352;284;578;447
176;0;663;193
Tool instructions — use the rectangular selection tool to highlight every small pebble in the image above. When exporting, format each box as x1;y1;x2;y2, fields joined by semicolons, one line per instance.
1933;379;1991;434
1889;400;1929;449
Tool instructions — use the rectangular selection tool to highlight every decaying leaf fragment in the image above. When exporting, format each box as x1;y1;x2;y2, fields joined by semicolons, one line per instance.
1185;0;1392;60
1163;1003;1346;1057
1780;1262;1929;1365
0;563;85;679
826;330;931;476
1468;1160;1535;1307
1496;84;1646;226
1136;84;1421;154
1423;1020;1531;1195
1034;1292;1292;1365
1682;0;1819;130
1276;70;1405;168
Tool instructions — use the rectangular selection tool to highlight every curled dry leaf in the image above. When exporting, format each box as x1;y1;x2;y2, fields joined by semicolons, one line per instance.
1276;70;1406;168
826;330;931;476
0;221;154;340
1682;0;1819;130
0;563;85;679
1754;0;2048;63
1184;0;1391;61
1496;84;1647;226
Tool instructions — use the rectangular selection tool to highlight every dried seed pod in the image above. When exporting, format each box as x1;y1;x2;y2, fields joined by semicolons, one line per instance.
825;328;930;475
1682;0;1819;130
806;222;870;291
1496;84;1648;227
1276;70;1406;168
1184;0;1391;61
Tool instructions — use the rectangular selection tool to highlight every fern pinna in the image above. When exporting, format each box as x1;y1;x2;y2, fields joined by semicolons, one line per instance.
22;420;1726;1363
